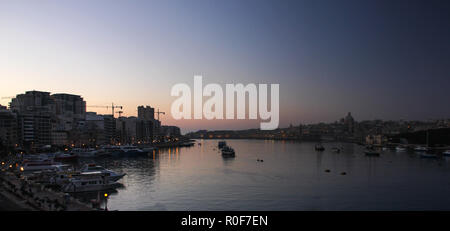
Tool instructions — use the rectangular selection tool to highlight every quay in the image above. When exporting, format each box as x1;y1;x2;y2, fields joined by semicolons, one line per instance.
0;171;94;211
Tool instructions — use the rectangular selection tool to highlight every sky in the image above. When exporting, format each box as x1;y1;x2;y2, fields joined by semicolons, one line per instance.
1;0;449;133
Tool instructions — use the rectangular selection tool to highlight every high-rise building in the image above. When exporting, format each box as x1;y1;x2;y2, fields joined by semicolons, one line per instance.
0;106;18;147
10;91;54;148
138;106;155;121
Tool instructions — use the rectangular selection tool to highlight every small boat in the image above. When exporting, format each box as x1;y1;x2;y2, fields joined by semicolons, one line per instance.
218;141;227;149
80;163;126;182
396;146;406;152
221;146;235;157
315;144;325;151
331;147;340;153
420;153;437;158
414;146;429;152
443;150;450;156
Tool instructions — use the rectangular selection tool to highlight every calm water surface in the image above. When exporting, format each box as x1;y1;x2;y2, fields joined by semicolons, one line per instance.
74;139;450;210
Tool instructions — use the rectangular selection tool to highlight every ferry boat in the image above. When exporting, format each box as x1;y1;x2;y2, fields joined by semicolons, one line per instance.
80;164;126;182
221;146;235;157
315;144;325;151
218;141;227;149
61;172;121;193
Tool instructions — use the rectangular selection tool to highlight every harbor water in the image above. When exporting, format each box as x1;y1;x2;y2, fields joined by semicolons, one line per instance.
73;139;450;210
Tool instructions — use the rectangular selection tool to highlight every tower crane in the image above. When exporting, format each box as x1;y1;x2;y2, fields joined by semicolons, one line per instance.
155;108;165;121
87;103;123;118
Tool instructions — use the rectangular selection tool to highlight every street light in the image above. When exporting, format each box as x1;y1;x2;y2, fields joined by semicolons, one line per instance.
104;193;109;211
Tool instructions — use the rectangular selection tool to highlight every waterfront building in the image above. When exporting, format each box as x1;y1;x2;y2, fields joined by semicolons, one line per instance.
10;91;54;148
160;125;181;137
0;106;18;147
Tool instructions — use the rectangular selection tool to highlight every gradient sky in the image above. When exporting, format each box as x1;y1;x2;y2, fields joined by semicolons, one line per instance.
1;0;449;133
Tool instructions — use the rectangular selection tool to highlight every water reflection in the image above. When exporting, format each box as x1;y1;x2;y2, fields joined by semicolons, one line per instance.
57;140;450;210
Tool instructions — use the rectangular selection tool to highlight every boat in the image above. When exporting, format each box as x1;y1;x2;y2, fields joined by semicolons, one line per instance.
218;141;227;149
119;145;146;156
80;163;126;182
221;146;235;157
315;144;325;151
331;147;340;153
414;146;429;152
420;153;437;158
20;159;63;172
54;152;78;161
395;146;406;152
61;172;121;193
443;150;450;156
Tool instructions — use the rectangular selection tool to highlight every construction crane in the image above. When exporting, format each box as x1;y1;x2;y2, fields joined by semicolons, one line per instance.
155;108;165;121
87;103;123;118
115;110;124;118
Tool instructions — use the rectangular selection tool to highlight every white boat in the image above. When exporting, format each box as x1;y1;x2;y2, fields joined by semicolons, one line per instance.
61;172;121;193
443;150;450;156
396;146;406;152
119;145;145;156
414;146;429;152
80;163;125;182
20;159;63;172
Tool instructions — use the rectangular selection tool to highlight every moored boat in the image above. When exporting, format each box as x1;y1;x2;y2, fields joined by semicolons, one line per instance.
61;172;121;193
315;144;325;151
221;146;235;157
80;163;126;182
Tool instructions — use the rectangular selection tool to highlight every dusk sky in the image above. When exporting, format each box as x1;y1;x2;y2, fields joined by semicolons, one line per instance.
1;0;449;133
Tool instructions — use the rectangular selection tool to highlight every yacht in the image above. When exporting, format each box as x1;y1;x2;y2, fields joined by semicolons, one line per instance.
61;172;121;193
54;152;78;161
119;145;146;156
80;163;126;182
221;146;235;157
20;159;63;172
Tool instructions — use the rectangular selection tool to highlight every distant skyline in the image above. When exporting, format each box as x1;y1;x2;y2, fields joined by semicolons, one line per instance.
1;0;449;133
